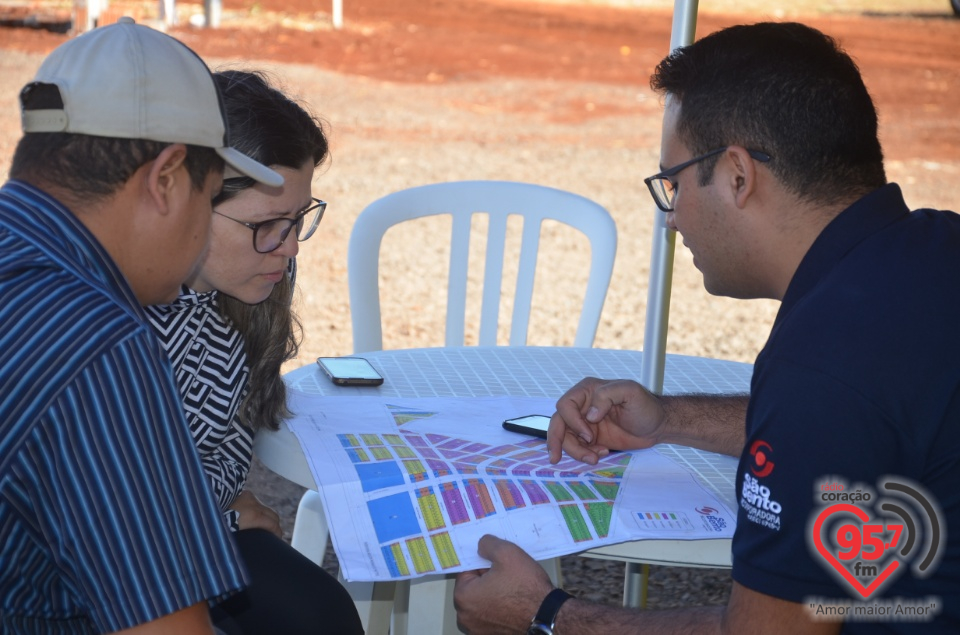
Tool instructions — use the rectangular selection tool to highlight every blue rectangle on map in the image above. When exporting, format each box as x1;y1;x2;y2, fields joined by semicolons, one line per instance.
356;461;406;492
368;492;422;543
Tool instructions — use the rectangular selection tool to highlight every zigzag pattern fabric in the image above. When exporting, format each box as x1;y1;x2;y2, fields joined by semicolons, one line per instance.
146;288;253;530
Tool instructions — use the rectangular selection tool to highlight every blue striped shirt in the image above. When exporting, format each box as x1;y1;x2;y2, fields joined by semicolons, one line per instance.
0;181;246;634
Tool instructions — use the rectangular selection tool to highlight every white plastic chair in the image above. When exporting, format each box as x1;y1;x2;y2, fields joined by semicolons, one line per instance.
348;180;618;351
291;180;618;634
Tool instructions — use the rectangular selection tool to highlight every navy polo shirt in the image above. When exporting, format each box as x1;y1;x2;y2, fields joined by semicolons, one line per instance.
731;184;960;632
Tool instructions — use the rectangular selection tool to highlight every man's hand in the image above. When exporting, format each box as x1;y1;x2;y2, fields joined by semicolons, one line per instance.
548;377;666;465
229;490;282;537
454;535;555;634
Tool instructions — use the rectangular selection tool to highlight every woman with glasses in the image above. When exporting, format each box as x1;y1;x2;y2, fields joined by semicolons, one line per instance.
145;70;363;635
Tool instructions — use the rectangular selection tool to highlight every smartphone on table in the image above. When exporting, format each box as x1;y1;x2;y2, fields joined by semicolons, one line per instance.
316;356;384;386
502;414;552;439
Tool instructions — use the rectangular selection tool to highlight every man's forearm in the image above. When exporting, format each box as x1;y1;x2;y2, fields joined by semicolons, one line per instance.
657;394;749;457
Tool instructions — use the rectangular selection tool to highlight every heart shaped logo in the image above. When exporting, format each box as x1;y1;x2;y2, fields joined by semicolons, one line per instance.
812;503;901;599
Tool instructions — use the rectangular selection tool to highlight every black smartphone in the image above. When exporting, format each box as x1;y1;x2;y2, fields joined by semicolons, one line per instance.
502;414;552;439
316;356;384;386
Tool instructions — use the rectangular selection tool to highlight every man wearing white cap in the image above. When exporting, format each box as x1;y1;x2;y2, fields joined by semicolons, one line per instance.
0;18;283;634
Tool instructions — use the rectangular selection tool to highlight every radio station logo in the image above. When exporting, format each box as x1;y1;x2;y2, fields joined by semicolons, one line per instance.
807;475;944;618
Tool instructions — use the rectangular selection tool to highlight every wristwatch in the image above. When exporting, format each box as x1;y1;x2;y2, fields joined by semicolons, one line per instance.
526;588;573;635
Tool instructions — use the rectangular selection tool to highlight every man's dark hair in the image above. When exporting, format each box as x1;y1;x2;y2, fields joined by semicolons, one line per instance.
650;22;886;206
9;133;223;201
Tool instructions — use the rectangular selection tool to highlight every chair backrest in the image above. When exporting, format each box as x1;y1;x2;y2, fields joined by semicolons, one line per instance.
347;180;617;352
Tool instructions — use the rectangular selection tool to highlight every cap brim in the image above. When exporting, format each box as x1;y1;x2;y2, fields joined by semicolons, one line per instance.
216;147;284;188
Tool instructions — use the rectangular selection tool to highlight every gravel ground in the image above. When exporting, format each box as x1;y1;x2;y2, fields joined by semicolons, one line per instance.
1;4;957;624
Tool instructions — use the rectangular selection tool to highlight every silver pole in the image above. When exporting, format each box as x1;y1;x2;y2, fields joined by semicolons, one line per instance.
332;0;343;29
204;0;221;28
624;0;699;609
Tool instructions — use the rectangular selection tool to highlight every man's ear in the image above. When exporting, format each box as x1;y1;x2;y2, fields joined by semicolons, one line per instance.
144;143;189;215
725;145;759;210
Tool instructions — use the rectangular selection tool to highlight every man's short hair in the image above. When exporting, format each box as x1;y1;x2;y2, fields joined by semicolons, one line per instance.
651;22;887;206
10;133;221;201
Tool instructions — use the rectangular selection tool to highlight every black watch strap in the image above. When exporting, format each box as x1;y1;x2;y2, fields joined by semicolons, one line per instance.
527;588;573;635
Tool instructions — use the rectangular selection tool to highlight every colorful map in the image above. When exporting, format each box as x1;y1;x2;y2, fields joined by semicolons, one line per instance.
339;428;629;576
288;394;738;581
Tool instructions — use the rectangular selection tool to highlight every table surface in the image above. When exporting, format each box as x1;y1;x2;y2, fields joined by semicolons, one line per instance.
285;346;751;400
254;346;752;567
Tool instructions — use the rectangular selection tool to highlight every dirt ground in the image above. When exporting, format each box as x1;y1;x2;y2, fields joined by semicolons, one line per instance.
1;0;959;164
177;0;959;163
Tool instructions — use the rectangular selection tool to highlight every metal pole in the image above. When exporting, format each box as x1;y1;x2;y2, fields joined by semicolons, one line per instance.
160;0;176;26
332;0;343;29
204;0;221;28
623;0;699;609
86;0;100;30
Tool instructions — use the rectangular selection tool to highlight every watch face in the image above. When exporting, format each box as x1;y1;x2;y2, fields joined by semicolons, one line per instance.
526;624;553;635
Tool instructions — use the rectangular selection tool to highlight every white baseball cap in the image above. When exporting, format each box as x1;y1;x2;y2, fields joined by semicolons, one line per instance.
20;17;283;187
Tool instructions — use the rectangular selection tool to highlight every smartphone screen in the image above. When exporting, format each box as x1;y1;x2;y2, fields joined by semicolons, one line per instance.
316;357;384;386
502;414;551;439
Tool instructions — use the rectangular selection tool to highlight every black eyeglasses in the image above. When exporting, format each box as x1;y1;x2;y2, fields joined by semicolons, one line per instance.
214;198;326;253
644;147;772;212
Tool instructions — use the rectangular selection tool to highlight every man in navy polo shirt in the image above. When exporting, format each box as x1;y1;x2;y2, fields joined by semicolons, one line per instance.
453;22;959;635
0;19;282;634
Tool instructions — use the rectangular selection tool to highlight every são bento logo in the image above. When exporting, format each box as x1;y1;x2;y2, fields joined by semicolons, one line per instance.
805;476;944;622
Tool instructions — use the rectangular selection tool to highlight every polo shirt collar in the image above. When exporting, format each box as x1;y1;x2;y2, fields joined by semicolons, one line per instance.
1;180;145;318
776;183;910;326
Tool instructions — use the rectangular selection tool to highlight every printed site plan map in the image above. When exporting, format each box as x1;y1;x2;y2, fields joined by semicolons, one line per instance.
287;393;737;581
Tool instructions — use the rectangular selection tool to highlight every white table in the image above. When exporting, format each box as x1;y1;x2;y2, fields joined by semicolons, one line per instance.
254;346;752;634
